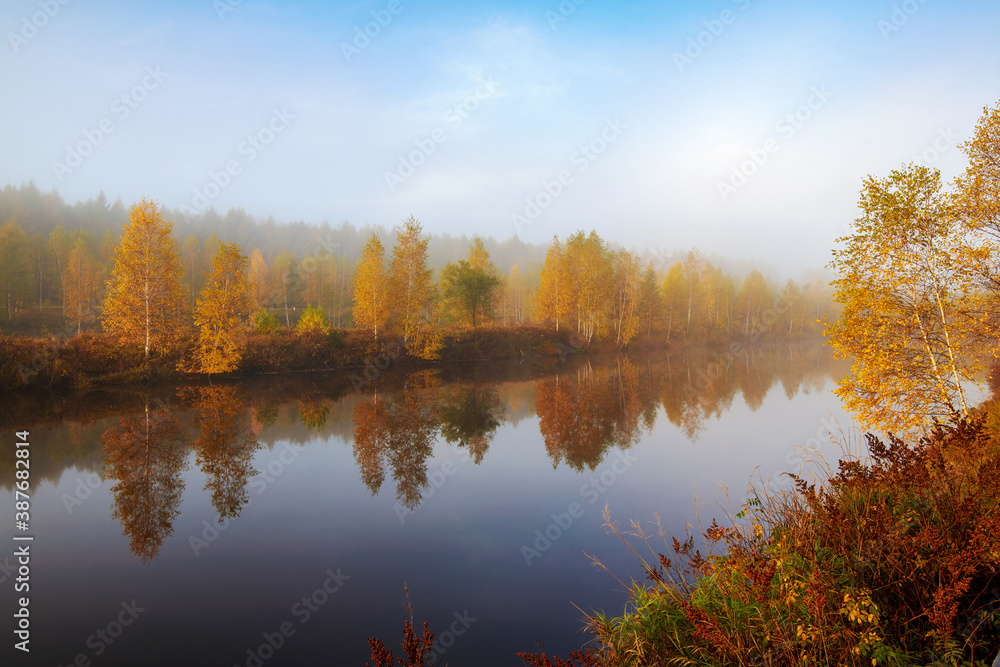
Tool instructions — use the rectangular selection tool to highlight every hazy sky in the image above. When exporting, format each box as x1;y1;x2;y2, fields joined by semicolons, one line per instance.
2;0;998;272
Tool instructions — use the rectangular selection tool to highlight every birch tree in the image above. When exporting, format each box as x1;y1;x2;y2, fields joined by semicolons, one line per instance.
827;164;994;435
102;199;186;359
388;216;434;344
353;232;390;340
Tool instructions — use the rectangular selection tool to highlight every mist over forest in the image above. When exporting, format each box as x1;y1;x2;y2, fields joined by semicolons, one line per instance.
0;181;811;281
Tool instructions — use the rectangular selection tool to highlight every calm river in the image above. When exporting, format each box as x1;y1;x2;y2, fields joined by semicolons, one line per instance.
1;343;854;666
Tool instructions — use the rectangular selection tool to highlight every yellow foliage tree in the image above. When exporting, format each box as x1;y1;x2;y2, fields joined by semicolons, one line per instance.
659;262;685;342
388;216;434;344
827;164;994;435
536;237;569;331
955;98;1000;282
565;231;612;343
0;220;31;322
353;232;390;340
503;263;532;324
537;232;626;343
102;199;186;359
679;249;705;337
194;242;252;374
737;270;773;337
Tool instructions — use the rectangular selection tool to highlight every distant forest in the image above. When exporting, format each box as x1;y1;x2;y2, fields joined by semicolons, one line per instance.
0;181;835;341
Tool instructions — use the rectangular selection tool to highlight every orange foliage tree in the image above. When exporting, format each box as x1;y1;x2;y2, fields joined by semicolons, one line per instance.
536;236;569;331
102;199;186;359
194;242;252;374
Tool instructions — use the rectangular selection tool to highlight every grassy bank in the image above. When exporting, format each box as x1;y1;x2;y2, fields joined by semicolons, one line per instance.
0;325;607;390
0;321;827;391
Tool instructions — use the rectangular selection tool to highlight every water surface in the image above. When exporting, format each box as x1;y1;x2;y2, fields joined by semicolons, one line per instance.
0;343;852;666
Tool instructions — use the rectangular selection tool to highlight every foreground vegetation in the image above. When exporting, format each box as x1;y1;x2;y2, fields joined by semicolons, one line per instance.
582;411;1000;666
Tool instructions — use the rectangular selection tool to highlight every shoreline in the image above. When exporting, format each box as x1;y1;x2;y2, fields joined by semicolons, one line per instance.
0;325;826;391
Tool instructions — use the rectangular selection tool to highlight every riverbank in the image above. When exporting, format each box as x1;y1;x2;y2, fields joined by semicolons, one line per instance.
0;326;824;391
0;325;567;390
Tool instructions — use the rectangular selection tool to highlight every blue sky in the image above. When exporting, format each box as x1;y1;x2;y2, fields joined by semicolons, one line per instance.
2;0;998;272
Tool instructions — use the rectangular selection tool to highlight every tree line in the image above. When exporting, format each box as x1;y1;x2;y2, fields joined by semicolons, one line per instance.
0;193;834;377
535;232;831;347
0;182;547;330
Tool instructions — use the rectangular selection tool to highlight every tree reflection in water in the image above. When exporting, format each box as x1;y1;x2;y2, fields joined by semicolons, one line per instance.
536;358;646;471
102;401;187;562
352;371;439;509
40;344;844;562
187;385;261;521
437;384;506;464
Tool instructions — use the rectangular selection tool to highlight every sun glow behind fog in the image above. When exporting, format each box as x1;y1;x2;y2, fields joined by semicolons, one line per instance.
0;0;998;273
